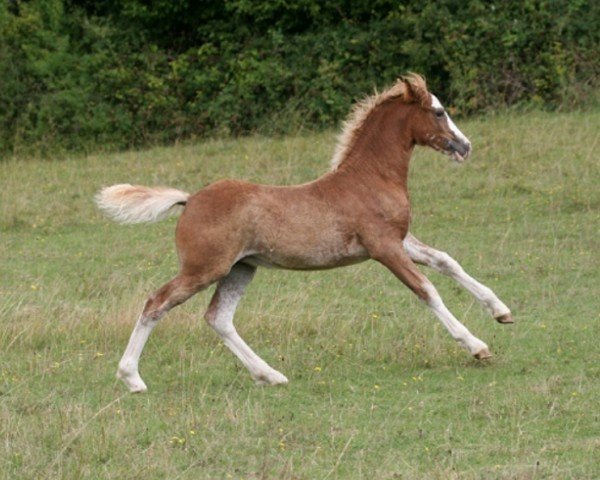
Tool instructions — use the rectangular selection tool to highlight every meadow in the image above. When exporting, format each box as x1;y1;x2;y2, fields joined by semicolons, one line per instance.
1;109;599;479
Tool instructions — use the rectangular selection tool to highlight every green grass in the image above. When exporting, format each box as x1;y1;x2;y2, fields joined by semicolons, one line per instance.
1;110;599;479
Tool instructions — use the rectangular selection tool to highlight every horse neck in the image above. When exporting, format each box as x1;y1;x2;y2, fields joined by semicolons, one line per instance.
333;103;414;186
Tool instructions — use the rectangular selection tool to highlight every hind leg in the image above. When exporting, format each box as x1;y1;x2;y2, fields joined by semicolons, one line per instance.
117;274;209;392
205;263;288;386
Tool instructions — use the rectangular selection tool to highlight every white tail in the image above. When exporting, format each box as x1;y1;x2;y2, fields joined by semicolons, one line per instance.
95;184;190;224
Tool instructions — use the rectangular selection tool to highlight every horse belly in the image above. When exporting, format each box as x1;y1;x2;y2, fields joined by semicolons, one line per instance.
243;232;368;271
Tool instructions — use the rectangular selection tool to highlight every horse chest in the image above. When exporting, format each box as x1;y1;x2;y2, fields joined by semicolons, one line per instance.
367;197;411;234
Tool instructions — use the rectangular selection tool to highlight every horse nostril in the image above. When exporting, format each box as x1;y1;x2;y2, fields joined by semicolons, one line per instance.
447;139;470;157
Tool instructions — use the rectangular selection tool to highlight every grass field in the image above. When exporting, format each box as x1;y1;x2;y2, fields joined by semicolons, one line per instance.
1;109;599;479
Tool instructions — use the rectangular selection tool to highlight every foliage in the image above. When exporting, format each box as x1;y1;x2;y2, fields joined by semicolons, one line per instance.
0;0;598;155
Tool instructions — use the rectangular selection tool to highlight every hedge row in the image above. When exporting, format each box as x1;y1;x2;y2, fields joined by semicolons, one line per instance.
0;0;598;156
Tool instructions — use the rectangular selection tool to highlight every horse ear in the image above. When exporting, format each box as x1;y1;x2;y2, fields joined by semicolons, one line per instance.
401;74;429;107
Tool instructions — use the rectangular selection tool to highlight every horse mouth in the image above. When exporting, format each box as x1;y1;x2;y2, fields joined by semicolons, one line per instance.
447;140;471;163
451;150;466;163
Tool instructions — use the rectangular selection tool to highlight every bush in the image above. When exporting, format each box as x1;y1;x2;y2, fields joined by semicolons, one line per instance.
0;0;598;156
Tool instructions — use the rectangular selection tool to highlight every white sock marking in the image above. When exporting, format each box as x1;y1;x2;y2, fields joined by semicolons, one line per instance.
421;282;489;355
117;313;164;392
207;266;288;385
404;234;510;318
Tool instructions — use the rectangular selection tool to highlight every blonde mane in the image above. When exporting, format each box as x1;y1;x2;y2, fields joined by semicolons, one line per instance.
330;74;428;171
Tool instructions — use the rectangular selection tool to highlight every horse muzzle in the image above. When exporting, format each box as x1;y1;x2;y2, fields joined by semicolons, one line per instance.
446;139;472;163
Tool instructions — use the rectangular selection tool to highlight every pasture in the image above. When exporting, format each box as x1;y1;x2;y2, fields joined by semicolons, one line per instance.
1;109;599;479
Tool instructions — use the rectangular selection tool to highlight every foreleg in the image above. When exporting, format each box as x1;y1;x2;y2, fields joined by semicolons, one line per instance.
370;241;491;358
404;233;512;323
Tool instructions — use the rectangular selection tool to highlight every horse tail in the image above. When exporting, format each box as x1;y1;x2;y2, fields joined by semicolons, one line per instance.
95;184;190;224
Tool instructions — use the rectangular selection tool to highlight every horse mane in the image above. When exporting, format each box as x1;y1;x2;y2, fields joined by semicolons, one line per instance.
330;73;429;171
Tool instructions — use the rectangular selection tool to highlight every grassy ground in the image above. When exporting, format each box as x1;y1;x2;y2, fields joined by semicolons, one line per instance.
1;110;599;479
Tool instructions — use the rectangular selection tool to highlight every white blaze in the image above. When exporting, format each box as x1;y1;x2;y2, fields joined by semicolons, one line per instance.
431;94;470;146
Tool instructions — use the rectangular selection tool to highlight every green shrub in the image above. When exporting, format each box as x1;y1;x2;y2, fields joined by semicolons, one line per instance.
0;0;597;156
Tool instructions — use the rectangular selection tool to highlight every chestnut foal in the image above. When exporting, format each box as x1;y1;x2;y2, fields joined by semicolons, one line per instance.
97;74;512;393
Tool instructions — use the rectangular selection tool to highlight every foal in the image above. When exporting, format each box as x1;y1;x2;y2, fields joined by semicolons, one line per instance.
97;74;512;393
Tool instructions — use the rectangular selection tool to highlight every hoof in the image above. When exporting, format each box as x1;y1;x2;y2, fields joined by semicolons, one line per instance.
128;385;148;394
253;369;289;386
495;312;514;324
116;368;148;393
473;348;492;360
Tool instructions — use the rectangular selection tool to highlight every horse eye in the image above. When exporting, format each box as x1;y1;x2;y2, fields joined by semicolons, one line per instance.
435;109;445;118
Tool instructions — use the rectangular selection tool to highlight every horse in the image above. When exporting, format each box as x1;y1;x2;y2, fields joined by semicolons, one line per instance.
96;74;512;393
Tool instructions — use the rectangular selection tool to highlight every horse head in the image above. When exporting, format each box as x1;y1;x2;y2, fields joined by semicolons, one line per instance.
401;74;472;163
